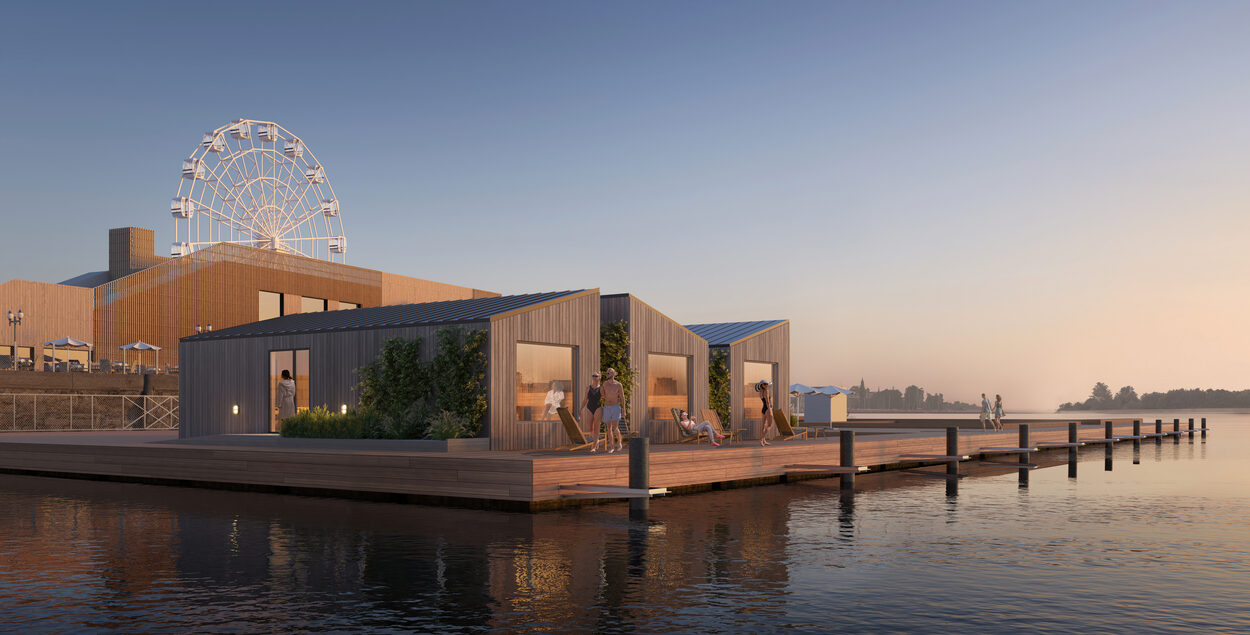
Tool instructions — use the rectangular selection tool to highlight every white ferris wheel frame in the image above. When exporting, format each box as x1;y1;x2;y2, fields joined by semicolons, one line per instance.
171;118;346;262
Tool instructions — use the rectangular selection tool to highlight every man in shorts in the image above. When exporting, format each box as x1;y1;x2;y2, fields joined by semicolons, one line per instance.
600;367;625;453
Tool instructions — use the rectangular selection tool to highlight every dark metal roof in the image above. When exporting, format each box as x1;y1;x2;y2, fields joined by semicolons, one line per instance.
683;320;787;346
184;290;588;341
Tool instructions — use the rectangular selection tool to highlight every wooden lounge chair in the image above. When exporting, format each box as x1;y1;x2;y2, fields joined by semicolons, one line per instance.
670;408;709;444
771;408;810;441
556;406;596;451
701;409;744;445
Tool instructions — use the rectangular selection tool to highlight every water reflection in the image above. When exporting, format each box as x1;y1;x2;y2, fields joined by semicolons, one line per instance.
0;415;1248;632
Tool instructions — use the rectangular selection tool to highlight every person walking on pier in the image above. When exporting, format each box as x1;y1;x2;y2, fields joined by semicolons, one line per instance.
980;393;992;431
993;394;1004;431
757;379;775;446
583;371;605;453
601;368;625;453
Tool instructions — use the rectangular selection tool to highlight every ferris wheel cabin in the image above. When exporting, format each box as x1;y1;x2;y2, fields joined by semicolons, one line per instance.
229;121;250;140
170;197;195;219
201;133;225;152
181;159;205;180
305;165;325;183
320;199;339;216
283;139;304;158
329;237;346;254
170;242;189;257
257;123;279;142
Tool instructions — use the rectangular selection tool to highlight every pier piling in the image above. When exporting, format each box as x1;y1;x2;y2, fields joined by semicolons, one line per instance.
1202;417;1207;439
1105;421;1114;471
1155;419;1163;445
946;427;959;478
1068;422;1078;478
1188;418;1195;440
840;430;855;492
1019;424;1030;486
629;437;649;518
1173;418;1181;444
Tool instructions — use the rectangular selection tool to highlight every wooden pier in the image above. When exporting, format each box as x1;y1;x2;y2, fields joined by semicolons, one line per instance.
0;417;1208;511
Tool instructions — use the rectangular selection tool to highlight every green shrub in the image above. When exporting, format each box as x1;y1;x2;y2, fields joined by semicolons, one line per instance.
281;406;367;439
709;350;731;427
426;409;470;440
429;327;489;436
600;320;637;427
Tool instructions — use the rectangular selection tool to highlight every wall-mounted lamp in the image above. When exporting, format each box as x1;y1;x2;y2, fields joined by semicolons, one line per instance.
340;404;348;415
206;324;212;332
231;404;239;415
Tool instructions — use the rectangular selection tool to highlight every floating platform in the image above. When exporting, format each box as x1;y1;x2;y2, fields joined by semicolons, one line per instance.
0;419;1197;511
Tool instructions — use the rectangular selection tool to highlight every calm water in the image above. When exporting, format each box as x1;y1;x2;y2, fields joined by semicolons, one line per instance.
1;411;1247;633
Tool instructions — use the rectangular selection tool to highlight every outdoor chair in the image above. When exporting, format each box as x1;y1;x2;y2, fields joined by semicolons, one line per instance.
555;406;596;451
700;408;745;445
670;408;709;444
771;408;810;441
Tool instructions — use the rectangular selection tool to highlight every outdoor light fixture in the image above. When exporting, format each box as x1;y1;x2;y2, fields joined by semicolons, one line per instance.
340;404;348;415
196;325;202;333
207;324;212;332
232;404;239;415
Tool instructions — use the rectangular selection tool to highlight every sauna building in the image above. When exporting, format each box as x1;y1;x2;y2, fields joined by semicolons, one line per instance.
684;320;791;439
179;290;601;450
600;294;708;444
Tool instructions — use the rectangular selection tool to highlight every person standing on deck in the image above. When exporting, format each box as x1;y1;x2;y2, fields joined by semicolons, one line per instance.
600;368;625;453
583;371;605;453
980;393;992;431
277;369;296;422
993;394;1004;431
757;379;775;446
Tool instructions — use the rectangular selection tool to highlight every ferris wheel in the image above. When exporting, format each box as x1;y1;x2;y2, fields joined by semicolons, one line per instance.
170;118;346;261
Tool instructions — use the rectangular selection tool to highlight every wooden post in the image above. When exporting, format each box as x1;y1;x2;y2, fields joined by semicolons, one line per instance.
946;427;959;477
1155;418;1162;445
1105;420;1114;441
1104;420;1113;470
1201;417;1207;439
1173;418;1181;445
1188;417;1195;440
1068;422;1078;478
840;430;855;491
629;437;649;517
1019;423;1030;485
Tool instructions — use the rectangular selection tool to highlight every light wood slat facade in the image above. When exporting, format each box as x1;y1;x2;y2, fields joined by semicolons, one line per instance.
489;291;600;450
600;294;708;444
722;321;790;439
0;280;94;364
95;242;493;369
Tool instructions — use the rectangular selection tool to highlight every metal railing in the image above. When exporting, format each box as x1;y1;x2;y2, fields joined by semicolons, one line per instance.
0;394;179;431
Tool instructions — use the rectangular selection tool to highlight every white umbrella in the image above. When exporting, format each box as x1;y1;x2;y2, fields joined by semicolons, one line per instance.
119;341;162;373
790;383;817;395
44;337;92;373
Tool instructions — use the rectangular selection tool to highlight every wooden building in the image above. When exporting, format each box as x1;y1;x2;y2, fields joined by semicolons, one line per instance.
179;289;601;451
600;294;708;443
684;320;790;439
41;227;496;370
0;280;94;368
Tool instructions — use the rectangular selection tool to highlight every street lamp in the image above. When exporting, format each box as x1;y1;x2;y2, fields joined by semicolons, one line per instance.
7;310;22;371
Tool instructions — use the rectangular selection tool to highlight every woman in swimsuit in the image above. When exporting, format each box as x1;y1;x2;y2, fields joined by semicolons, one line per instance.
582;371;604;452
757;379;775;446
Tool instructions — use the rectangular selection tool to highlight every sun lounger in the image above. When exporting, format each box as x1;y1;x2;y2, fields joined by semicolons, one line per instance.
671;408;710;443
700;408;744;444
771;408;809;441
556;407;596;451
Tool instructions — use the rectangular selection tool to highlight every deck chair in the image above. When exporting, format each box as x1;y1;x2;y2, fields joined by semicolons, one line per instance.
771;408;810;441
701;409;743;445
556;407;596;451
671;408;709;444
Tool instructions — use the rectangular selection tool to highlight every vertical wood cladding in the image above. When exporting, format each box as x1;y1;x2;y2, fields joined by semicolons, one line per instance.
95;243;486;369
601;295;708;444
0;280;94;364
724;321;790;439
489;291;600;450
181;290;600;449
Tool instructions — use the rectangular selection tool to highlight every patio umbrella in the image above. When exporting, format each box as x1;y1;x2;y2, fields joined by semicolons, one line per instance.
119;341;161;373
44;337;92;373
789;383;817;395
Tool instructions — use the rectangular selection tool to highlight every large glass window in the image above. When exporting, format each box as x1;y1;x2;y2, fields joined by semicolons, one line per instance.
515;343;573;422
301;296;327;313
338;301;359;310
743;361;776;424
647;353;689;421
270;349;309;432
259;291;283;321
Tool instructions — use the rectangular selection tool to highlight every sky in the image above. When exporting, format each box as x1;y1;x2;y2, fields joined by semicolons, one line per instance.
1;1;1248;409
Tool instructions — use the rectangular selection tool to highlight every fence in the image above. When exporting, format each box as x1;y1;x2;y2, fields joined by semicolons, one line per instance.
0;394;179;431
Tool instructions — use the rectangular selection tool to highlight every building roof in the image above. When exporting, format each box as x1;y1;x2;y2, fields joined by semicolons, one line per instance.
683;320;787;346
184;290;589;341
59;271;111;288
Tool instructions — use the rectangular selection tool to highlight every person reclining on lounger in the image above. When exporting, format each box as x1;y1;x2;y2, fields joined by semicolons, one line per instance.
679;410;726;446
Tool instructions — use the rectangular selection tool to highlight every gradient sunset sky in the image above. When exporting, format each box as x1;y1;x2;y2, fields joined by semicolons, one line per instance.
2;1;1247;409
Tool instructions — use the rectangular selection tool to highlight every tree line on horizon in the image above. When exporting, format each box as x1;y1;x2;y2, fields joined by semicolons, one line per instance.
848;379;979;412
1058;382;1250;411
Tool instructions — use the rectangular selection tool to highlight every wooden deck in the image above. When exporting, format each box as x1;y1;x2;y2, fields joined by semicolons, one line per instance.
0;419;1163;511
